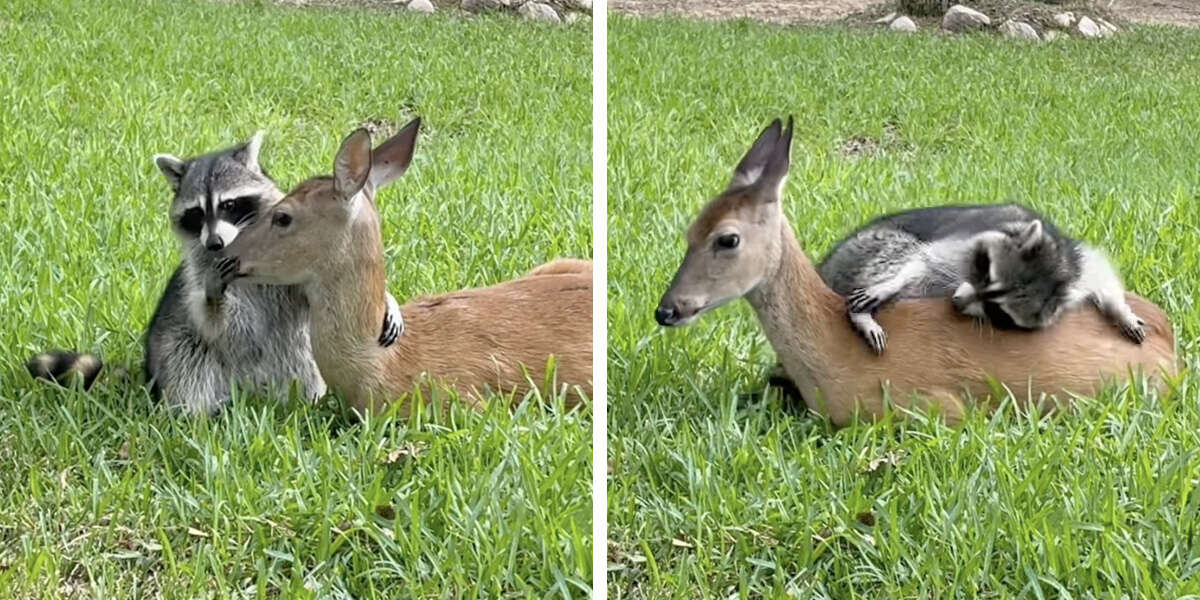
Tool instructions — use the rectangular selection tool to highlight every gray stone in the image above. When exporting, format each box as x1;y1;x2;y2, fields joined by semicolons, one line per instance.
890;16;917;33
564;0;592;12
1077;16;1101;38
874;11;897;25
943;4;991;33
999;19;1038;41
518;1;560;22
1053;12;1075;28
1097;18;1118;36
406;0;435;13
1042;30;1065;42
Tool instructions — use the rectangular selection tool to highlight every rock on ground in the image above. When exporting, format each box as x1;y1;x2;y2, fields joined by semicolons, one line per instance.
1077;15;1101;37
890;16;917;33
1000;19;1038;41
874;11;897;25
407;0;435;13
943;4;991;32
518;1;561;22
1053;12;1075;28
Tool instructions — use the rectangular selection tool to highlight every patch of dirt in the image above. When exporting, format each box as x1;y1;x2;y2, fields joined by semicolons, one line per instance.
611;0;875;24
1107;0;1200;27
838;122;908;158
610;0;1200;27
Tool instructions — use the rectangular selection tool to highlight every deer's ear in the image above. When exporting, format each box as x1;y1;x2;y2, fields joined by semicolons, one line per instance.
333;128;372;201
729;118;782;190
369;117;419;194
729;117;793;204
153;154;187;192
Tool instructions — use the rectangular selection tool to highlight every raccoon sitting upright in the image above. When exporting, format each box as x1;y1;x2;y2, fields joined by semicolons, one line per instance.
29;132;403;414
818;204;1144;354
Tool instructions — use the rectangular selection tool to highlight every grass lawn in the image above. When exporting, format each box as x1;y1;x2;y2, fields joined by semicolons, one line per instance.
0;0;591;597
608;16;1200;598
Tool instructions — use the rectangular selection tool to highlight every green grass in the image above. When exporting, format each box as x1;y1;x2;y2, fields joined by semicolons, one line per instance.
0;0;590;597
608;16;1200;598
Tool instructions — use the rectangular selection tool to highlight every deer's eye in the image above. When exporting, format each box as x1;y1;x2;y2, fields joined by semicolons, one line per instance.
715;233;740;250
272;212;293;228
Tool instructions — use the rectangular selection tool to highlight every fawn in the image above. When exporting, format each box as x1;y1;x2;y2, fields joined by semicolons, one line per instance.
656;117;1176;426
224;118;592;414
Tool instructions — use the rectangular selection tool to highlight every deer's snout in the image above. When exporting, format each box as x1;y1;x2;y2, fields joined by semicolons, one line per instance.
655;297;701;327
655;304;679;326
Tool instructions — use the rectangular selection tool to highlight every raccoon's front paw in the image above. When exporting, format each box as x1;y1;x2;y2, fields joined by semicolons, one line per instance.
378;292;404;347
216;256;240;284
846;286;894;314
379;312;401;347
849;313;887;355
1119;315;1146;344
205;257;240;304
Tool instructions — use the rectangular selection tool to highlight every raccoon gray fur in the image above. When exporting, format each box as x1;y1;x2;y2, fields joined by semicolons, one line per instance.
818;203;1144;354
29;133;404;414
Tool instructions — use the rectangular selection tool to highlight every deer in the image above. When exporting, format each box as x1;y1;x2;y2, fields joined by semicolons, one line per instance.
655;117;1177;427
222;118;593;415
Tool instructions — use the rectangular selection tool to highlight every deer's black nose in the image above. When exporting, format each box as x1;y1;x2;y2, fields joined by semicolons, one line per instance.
655;305;679;327
206;238;224;251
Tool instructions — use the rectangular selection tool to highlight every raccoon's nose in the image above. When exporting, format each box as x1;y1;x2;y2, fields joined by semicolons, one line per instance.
206;238;224;251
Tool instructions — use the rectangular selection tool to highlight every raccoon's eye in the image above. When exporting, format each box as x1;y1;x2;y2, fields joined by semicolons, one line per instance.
178;207;203;235
973;250;991;282
272;212;293;228
714;233;740;250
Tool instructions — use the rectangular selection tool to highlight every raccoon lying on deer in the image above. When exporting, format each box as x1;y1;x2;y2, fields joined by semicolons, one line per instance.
819;204;1146;354
28;133;402;414
656;117;1175;425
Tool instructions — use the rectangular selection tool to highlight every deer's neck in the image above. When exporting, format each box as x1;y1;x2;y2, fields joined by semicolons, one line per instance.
745;223;845;401
304;211;394;388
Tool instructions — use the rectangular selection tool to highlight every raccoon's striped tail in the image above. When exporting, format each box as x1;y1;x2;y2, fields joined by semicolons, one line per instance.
26;350;103;390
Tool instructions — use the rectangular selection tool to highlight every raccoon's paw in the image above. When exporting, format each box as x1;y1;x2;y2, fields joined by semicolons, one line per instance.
378;292;404;347
849;313;887;355
863;327;887;355
207;257;240;302
379;312;401;347
1119;316;1146;345
215;257;240;284
846;286;894;314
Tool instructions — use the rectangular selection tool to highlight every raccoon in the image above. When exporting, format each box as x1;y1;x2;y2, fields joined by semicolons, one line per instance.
29;133;404;413
818;204;1144;354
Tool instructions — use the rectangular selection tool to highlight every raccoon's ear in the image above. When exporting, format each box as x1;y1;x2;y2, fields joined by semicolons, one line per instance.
153;154;187;192
1017;220;1045;253
333;128;372;202
232;130;266;173
368;117;419;194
